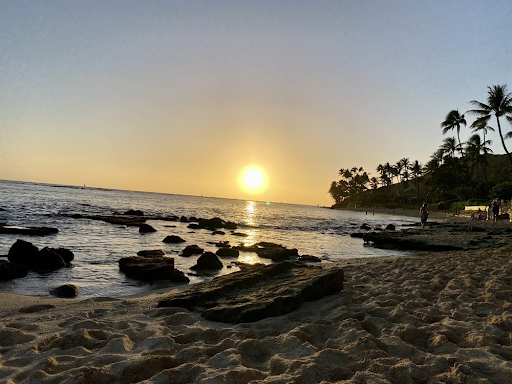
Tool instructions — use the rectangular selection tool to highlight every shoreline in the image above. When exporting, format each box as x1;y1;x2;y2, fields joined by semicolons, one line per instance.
334;206;466;221
1;223;511;382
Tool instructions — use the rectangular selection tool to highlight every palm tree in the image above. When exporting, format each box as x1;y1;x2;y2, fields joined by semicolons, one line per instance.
465;134;492;182
469;84;512;164
441;110;466;156
440;137;458;159
470;117;494;154
410;160;423;198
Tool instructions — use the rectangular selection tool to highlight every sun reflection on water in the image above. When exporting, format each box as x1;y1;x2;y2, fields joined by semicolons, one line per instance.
238;252;263;265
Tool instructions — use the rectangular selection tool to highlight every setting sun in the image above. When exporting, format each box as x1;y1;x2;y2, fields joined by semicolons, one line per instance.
238;165;268;194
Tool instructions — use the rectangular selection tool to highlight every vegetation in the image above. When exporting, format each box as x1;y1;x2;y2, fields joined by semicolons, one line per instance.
329;84;512;209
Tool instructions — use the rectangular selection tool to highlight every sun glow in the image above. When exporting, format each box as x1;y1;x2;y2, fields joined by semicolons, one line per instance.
238;166;268;194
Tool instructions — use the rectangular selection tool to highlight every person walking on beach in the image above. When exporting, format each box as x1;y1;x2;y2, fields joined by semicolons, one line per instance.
420;203;429;229
492;198;501;221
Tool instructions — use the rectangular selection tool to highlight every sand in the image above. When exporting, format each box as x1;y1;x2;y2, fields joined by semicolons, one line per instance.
1;229;512;383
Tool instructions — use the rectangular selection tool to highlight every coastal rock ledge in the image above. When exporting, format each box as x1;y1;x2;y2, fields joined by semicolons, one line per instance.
158;262;344;323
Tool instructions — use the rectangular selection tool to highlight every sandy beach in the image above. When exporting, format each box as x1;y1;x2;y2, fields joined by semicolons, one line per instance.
1;223;512;383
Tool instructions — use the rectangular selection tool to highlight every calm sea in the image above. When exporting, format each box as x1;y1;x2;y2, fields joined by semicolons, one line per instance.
0;180;416;298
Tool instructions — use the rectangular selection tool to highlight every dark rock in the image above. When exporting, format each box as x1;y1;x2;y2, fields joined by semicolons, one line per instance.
224;222;237;230
363;232;464;251
163;235;186;243
215;248;239;258
215;241;231;248
197;217;225;229
180;216;188;222
34;247;68;271
385;224;396;231
187;224;202;229
124;210;144;216
232;232;249;237
8;239;39;265
55;248;74;263
234;242;299;262
350;232;365;238
181;245;204;257
190;252;223;270
137;250;165;257
299;255;322;263
51;284;79;298
119;256;189;283
0;225;58;236
158;262;344;323
212;230;225;235
360;224;371;231
139;224;157;233
0;261;28;280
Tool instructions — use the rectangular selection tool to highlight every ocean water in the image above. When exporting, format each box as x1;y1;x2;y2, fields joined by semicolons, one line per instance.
0;180;417;298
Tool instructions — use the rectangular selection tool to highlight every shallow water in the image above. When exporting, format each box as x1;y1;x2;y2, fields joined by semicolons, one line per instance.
0;180;417;298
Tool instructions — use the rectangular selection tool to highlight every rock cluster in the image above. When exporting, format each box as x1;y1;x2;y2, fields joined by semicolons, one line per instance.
118;256;189;283
234;242;298;261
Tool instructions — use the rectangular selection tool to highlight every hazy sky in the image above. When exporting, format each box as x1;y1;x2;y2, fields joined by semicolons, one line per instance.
1;0;512;206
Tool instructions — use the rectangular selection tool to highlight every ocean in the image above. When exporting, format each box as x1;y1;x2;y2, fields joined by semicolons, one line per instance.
0;180;417;298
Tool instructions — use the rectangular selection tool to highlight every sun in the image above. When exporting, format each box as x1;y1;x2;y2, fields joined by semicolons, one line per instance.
238;165;268;194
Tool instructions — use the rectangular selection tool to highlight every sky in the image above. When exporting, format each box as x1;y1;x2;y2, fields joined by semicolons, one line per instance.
1;0;512;206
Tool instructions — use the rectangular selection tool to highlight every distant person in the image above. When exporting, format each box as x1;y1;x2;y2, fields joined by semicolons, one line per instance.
477;208;483;221
487;203;493;221
420;203;429;229
492;198;501;221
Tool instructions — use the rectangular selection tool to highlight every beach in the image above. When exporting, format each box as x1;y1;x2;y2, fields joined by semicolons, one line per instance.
2;221;512;383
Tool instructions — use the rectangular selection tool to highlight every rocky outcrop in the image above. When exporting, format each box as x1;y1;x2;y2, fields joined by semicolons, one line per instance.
234;242;298;262
215;248;239;258
181;245;204;257
0;260;28;280
363;231;464;251
0;224;58;236
118;256;189;283
7;240;73;272
124;210;144;216
71;214;146;227
158;262;344;323
299;255;322;263
139;224;156;233
51;284;79;298
190;252;223;271
137;250;165;257
163;235;186;243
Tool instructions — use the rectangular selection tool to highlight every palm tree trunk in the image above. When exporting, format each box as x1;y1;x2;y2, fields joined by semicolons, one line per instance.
496;116;512;164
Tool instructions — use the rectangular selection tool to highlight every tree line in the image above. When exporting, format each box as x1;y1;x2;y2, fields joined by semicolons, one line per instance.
329;84;512;207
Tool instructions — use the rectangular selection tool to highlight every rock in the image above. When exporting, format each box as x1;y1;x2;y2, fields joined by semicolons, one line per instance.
350;232;365;238
163;235;186;243
234;242;299;262
158;262;344;323
212;230;225;235
187;224;202;229
299;255;322;263
232;232;249;237
215;248;239;258
119;256;189;283
363;232;464;251
190;252;223;270
8;239;39;265
0;261;28;280
124;210;144;216
180;216;188;222
197;217;225;229
215;241;230;248
360;224;371;231
224;221;237;230
0;225;59;236
70;214;146;226
181;245;204;257
33;247;68;271
51;284;79;298
386;224;396;231
137;250;165;257
139;224;157;233
54;248;74;263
